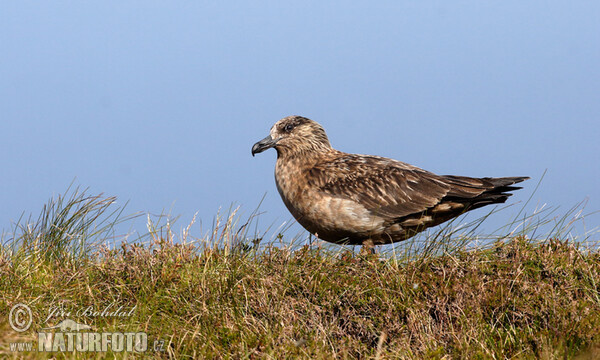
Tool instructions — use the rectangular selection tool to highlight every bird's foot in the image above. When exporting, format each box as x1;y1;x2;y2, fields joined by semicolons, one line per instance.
360;239;376;256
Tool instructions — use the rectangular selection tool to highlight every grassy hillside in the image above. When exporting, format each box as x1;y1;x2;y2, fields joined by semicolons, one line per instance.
1;190;599;359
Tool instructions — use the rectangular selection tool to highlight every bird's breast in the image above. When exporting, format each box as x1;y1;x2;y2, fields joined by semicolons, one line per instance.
274;160;385;241
274;162;312;221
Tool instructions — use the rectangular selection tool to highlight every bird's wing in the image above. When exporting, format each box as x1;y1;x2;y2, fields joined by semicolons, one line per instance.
308;154;453;219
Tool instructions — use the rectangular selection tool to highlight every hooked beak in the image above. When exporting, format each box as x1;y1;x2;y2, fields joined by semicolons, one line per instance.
251;135;279;156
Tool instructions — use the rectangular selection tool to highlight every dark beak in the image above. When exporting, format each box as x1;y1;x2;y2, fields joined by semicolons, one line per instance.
251;135;278;156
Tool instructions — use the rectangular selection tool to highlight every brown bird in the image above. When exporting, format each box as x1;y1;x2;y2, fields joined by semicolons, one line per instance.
252;115;528;247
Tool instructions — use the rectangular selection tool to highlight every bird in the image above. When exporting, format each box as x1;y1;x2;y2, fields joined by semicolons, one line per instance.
251;115;528;248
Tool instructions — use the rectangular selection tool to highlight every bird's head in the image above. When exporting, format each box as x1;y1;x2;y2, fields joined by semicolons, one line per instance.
251;115;332;158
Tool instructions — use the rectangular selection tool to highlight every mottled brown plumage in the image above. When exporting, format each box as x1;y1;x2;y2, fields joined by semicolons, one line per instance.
252;115;529;246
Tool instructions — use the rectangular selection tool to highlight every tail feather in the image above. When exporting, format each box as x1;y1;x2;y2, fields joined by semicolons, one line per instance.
483;176;529;193
443;175;529;210
393;175;529;237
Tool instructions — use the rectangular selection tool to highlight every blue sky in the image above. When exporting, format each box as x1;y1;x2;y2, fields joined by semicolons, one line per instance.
2;2;599;244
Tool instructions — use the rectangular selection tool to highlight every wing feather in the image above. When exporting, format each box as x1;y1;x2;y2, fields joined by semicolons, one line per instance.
308;154;451;219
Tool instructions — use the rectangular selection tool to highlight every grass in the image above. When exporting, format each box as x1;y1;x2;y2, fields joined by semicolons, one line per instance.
1;188;599;359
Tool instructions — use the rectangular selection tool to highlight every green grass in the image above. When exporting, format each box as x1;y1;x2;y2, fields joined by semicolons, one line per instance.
1;188;599;359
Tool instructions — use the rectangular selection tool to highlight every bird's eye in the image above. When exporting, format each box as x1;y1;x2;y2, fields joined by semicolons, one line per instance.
284;124;294;132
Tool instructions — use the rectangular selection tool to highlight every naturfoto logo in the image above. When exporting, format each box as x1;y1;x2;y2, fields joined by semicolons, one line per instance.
8;302;154;354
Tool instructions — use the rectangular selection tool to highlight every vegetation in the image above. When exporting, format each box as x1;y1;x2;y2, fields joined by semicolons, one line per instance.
1;188;599;359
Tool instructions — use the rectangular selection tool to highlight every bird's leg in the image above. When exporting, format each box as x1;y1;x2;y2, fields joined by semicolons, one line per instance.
361;239;376;256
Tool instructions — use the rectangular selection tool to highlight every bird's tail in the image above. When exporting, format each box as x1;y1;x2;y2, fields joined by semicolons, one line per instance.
442;175;529;210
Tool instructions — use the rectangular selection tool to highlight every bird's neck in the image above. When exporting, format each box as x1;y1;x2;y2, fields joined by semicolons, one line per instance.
276;147;339;167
